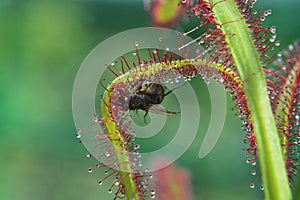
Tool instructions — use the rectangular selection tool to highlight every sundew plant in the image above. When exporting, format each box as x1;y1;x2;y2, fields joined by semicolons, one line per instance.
74;0;300;199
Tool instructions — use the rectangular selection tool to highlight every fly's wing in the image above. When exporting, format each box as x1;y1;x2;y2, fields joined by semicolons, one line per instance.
148;105;180;116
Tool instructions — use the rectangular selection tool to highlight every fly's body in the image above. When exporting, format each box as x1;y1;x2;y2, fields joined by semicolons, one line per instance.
128;83;180;122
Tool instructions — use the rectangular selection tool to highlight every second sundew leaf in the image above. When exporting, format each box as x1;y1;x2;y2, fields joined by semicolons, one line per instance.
207;0;292;199
266;41;300;186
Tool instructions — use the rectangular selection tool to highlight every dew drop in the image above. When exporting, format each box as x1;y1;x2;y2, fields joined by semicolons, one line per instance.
98;180;103;185
135;42;139;47
86;153;91;158
288;44;294;51
260;185;264;191
264;9;272;16
282;65;287;70
138;161;143;167
250;183;255;189
182;0;187;3
115;181;120;186
88;168;93;173
270;26;276;33
267;9;272;15
108;189;112;193
269;37;275;43
251;170;256;176
76;129;82;138
275;41;280;46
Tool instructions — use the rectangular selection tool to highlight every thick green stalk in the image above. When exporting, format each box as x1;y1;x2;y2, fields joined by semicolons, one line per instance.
208;0;291;199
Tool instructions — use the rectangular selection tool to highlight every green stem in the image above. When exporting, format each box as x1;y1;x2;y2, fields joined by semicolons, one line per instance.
208;0;292;199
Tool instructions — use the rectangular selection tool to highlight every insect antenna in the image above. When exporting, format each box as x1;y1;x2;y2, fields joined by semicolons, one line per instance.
164;82;187;97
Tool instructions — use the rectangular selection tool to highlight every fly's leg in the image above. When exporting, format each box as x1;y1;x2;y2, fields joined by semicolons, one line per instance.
143;110;149;124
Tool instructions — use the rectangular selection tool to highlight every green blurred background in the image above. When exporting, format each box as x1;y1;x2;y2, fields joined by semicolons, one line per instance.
0;0;299;200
